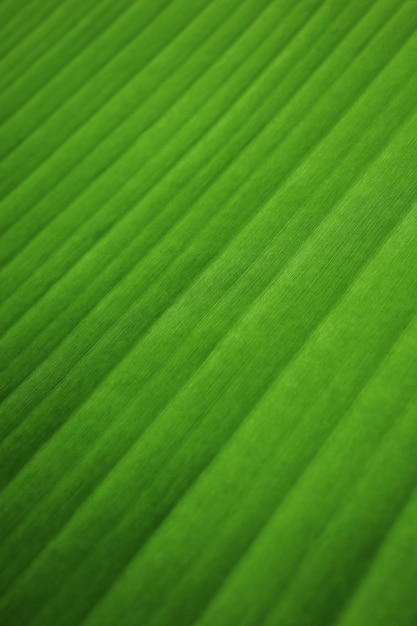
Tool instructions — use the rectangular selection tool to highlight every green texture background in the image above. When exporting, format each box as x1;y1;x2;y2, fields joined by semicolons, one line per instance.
0;0;417;624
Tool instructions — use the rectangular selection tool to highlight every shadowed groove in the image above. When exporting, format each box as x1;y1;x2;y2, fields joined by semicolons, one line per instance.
2;38;415;583
0;0;293;288
17;199;416;624
258;393;417;626
194;361;417;626
0;0;410;478
0;0;313;280
1;58;415;558
0;63;413;575
336;482;417;626
0;0;334;378
0;0;358;414
0;11;412;516
152;321;417;626
0;0;175;153
0;103;416;624
0;0;65;62
1;101;416;626
0;0;210;191
1;1;416;625
0;0;264;246
78;206;416;626
0;0;394;426
0;0;141;110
